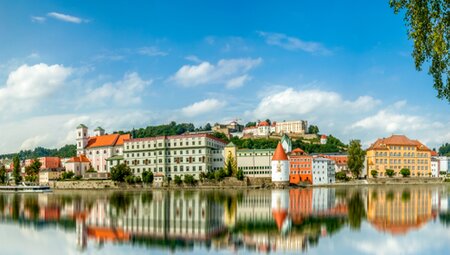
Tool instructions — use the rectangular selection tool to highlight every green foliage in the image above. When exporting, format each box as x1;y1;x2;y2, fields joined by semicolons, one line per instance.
225;152;238;177
214;168;226;181
390;0;450;101
74;175;82;180
183;174;196;185
174;175;182;185
110;163;132;182
61;171;75;180
13;155;22;185
25;158;42;183
385;169;395;177
125;175;137;184
126;121;196;138
245;122;257;127
371;170;378;178
348;140;366;178
0;144;76;160
439;143;450;156
142;170;154;184
0;165;7;184
401;190;411;202
400;168;411;177
347;192;366;230
335;172;349;181
308;125;320;134
236;169;245;181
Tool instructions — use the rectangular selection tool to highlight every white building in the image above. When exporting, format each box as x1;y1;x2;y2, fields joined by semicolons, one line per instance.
312;157;335;185
431;158;440;177
436;156;449;174
237;149;273;178
271;143;290;184
76;124;130;173
275;120;308;135
320;135;327;145
123;133;226;180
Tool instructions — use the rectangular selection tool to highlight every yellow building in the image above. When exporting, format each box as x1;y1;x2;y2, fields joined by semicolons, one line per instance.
366;135;431;178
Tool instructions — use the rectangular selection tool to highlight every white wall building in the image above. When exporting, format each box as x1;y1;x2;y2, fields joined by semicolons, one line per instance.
275;120;308;135
431;158;440;177
271;143;290;184
76;124;129;173
312;157;335;185
436;156;449;174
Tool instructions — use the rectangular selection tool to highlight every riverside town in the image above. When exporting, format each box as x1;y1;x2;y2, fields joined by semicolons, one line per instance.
1;1;450;254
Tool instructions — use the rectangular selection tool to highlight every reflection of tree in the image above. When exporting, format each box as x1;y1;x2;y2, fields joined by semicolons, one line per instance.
109;192;132;215
386;191;395;201
0;195;5;215
347;192;366;230
24;195;40;220
141;192;153;204
12;194;21;221
401;190;411;202
439;213;450;227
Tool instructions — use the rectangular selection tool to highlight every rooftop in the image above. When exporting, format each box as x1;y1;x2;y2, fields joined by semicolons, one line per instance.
367;135;431;151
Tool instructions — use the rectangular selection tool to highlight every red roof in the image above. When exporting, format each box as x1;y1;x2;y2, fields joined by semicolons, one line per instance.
258;121;269;127
291;148;306;155
431;151;438;156
272;143;288;161
67;155;91;163
321;135;327;139
368;135;431;151
86;134;130;148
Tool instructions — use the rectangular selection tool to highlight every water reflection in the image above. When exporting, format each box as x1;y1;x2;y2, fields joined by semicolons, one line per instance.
0;185;449;253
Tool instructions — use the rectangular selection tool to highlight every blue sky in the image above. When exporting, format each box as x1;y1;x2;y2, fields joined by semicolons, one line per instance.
0;0;449;154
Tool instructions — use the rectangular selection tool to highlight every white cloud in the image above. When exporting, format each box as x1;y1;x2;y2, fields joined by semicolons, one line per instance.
31;16;46;23
138;47;167;57
258;31;331;55
251;88;379;120
0;63;72;113
47;12;88;24
83;72;151;106
226;75;251;89
185;55;202;63
181;99;226;117
171;57;262;87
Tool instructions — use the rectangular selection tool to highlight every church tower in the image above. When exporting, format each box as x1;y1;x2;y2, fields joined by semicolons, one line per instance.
271;142;290;185
76;124;89;156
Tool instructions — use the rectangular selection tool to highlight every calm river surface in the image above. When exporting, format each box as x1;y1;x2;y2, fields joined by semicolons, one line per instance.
1;185;450;255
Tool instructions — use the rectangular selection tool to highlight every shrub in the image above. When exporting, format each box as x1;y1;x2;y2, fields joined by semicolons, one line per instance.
174;175;182;185
61;171;75;180
400;168;410;177
385;169;395;177
199;172;207;182
142;171;154;184
214;169;226;181
183;174;196;185
335;172;348;181
371;170;378;178
111;164;132;182
74;175;82;180
236;169;245;181
125;175;136;184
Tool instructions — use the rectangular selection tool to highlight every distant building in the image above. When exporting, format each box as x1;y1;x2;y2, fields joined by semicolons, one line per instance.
39;170;62;185
366;135;432;178
431;158;439;177
275;120;308;135
212;121;244;138
243;121;276;137
76;124;130;173
281;134;292;153
271;143;290;185
435;156;449;174
65;155;91;176
236;148;273;178
320;135;327;145
25;157;62;170
312;157;335;185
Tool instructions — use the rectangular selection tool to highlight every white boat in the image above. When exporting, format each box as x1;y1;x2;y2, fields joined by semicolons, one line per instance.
0;182;52;193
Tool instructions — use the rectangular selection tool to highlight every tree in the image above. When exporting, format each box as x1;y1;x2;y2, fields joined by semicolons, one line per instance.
215;168;226;181
336;171;348;181
142;170;154;184
110;163;132;182
348;140;366;178
236;169;245;181
204;123;212;131
371;170;378;178
183;174;196;185
439;143;450;156
245;122;257;127
400;168;411;177
0;165;7;184
25;158;42;183
390;0;449;101
13;155;22;185
174;175;182;185
61;171;75;180
224;152;238;177
308;125;320;134
385;169;395;177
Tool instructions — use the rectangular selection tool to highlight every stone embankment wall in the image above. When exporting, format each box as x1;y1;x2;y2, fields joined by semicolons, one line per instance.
50;180;118;189
367;177;443;185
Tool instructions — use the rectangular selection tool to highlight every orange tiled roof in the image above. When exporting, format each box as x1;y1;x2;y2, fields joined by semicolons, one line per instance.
86;134;129;148
272;143;288;161
258;121;269;127
367;135;431;151
431;151;438;156
321;134;327;139
67;155;91;163
291;148;306;155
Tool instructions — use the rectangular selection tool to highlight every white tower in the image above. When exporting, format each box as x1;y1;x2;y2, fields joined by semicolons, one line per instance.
76;124;89;156
320;134;328;145
94;127;105;136
271;142;290;185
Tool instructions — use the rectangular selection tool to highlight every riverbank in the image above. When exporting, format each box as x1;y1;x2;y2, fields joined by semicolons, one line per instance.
48;176;449;190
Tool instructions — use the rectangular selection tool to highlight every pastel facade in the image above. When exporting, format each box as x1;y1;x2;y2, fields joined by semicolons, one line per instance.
312;157;335;185
236;148;273;178
123;133;226;180
25;157;61;170
39;170;62;184
275;120;308;135
366;135;431;178
289;148;312;184
76;124;130;173
65;155;91;176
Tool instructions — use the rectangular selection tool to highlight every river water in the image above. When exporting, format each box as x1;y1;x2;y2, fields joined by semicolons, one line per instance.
0;185;449;254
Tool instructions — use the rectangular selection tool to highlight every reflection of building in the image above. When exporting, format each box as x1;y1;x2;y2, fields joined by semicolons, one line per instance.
366;135;431;178
367;187;437;235
236;190;272;222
